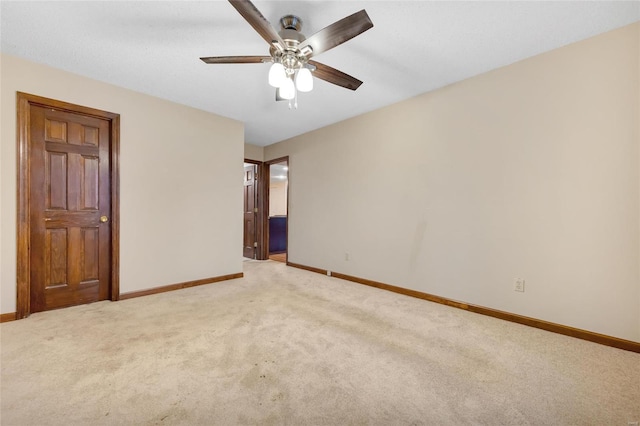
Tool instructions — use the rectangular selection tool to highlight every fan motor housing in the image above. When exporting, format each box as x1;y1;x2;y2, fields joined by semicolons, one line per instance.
280;15;302;31
278;15;305;49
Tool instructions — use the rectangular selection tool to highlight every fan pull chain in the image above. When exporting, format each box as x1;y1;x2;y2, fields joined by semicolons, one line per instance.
288;87;298;110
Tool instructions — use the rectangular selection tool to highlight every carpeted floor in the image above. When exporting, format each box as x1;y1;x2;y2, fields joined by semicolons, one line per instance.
1;260;639;425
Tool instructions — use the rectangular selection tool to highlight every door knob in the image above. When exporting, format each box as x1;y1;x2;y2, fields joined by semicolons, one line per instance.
100;215;109;223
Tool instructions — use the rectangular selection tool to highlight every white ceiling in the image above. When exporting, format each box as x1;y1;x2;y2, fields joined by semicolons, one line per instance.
270;163;288;184
2;1;638;147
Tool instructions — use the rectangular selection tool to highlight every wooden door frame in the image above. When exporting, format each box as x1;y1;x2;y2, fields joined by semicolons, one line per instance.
264;156;289;262
16;92;120;319
244;159;268;260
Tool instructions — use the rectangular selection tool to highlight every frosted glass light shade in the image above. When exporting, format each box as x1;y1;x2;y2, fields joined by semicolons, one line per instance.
268;62;286;88
280;77;295;100
296;67;313;92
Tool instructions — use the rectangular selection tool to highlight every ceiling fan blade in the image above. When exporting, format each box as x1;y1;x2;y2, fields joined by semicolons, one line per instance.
299;10;373;58
228;0;286;51
309;61;363;91
200;56;271;64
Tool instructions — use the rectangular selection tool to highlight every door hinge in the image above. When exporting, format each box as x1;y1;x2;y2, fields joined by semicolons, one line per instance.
254;207;258;213
254;242;258;247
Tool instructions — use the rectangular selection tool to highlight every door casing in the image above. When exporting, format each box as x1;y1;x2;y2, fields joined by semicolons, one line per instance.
265;156;289;262
16;92;120;319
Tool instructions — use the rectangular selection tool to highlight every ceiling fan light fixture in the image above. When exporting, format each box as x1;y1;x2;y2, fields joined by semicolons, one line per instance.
280;77;296;100
296;67;313;92
268;62;286;87
200;1;374;107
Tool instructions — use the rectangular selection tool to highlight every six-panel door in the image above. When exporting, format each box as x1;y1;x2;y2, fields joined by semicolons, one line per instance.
29;106;111;312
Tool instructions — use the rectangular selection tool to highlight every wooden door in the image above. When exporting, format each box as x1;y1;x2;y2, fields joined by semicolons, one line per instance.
243;164;258;258
28;105;112;312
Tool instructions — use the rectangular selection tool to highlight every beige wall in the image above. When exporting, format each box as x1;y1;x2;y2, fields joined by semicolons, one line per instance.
1;54;244;313
265;23;640;342
244;143;264;162
269;180;288;216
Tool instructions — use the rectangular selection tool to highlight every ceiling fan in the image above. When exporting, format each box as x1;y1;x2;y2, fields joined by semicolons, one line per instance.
200;0;374;107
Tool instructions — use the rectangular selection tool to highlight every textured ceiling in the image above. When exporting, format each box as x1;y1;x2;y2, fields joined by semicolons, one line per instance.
1;1;638;146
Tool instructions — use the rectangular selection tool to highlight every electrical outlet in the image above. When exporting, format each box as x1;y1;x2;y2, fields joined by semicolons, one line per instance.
327;271;332;277
514;278;525;292
345;252;350;261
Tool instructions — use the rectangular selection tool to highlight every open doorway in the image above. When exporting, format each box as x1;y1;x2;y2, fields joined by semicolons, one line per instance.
243;162;259;259
242;157;288;262
268;159;288;262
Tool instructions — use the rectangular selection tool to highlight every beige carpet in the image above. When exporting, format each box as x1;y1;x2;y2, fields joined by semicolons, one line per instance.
1;260;639;425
